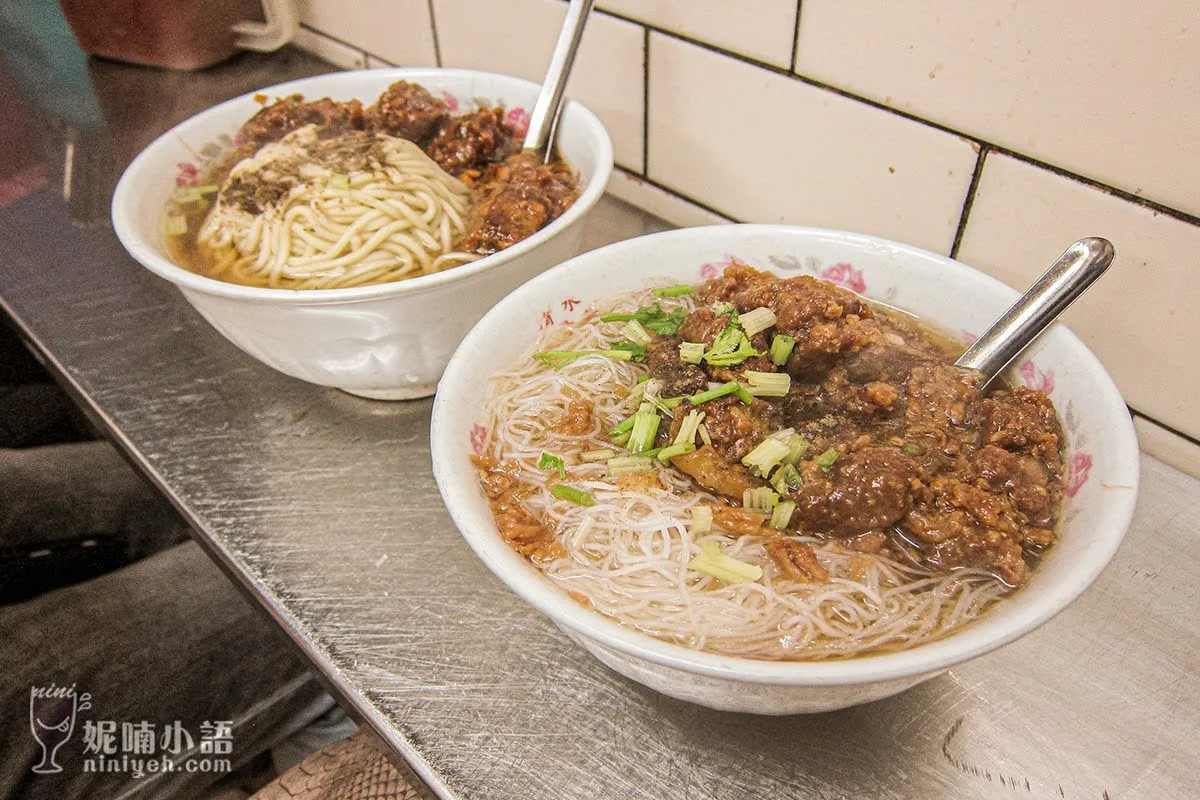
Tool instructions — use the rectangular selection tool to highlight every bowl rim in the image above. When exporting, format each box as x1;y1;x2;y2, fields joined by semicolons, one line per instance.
111;67;614;305
431;224;1141;686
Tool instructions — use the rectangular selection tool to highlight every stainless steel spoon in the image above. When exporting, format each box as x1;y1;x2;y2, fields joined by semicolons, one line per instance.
522;0;595;162
955;237;1114;385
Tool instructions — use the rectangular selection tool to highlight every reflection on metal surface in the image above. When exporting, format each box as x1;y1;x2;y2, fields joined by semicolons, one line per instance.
0;45;1198;800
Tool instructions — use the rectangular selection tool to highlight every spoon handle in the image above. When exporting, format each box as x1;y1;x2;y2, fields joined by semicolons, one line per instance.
522;0;595;157
955;237;1114;385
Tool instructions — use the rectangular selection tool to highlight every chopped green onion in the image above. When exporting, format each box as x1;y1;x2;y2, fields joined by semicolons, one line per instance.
769;501;796;530
551;484;595;506
654;284;694;297
611;431;631;447
902;442;924;456
704;325;760;367
636;375;650;383
659;396;683;409
164;215;188;236
621;320;653;346
815;448;841;473
580;448;615;463
688;540;762;584
609;416;636;438
690;506;713;534
627;405;662;453
783;434;811;465
609;341;647;362
769;334;796;366
769;464;790;495
697;423;712;447
712;302;736;317
739;307;777;337
607;456;654;475
534;349;634;370
655;442;697;462
688;381;739;405
742;437;792;477
678;342;706;365
733;383;755;405
538;452;566;478
742;486;780;512
744;371;791;397
781;463;804;490
674;409;706;446
330;173;350;190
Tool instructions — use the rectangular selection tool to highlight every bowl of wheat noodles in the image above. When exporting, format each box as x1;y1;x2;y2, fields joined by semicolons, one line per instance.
430;225;1138;714
112;68;612;399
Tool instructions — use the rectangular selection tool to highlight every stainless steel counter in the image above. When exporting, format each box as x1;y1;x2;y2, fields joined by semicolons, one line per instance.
1;45;1197;800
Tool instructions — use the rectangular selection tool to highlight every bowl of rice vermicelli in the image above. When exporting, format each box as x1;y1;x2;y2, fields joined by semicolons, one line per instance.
430;225;1138;714
112;68;612;399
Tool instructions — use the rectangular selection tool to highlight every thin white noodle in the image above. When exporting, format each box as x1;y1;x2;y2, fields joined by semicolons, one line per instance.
480;285;1011;661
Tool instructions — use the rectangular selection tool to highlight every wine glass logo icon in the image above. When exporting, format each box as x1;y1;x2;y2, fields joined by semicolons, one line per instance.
29;685;90;774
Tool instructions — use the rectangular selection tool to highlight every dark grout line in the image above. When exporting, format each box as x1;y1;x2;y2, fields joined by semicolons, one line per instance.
426;0;444;67
612;166;739;223
790;1;803;72
950;144;989;259
1130;409;1200;449
642;26;651;177
612;17;1200;229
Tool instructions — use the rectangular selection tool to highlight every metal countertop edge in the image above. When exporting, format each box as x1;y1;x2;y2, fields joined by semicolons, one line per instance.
0;294;459;800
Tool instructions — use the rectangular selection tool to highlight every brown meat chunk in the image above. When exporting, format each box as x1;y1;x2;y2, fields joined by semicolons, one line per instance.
475;459;563;564
979;387;1062;460
557;400;594;436
462;153;579;253
363;80;449;143
645;338;709;397
671;446;758;500
695;396;782;463
427;107;513;175
905;364;982;429
677;308;729;346
971;445;1058;526
765;539;829;583
791;447;920;537
237;95;363;147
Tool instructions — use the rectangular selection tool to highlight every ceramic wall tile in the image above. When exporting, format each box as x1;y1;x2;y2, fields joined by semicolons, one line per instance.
297;0;437;66
293;26;367;71
433;0;645;171
648;33;977;254
598;0;796;68
365;55;396;69
607;169;734;230
1133;416;1200;481
794;0;1200;217
957;153;1200;441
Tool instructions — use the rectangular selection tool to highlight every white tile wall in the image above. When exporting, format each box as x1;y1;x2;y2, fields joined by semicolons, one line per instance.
598;0;796;68
648;33;978;254
957;152;1200;443
291;0;1200;473
296;0;437;66
433;0;645;171
294;26;366;71
794;0;1200;217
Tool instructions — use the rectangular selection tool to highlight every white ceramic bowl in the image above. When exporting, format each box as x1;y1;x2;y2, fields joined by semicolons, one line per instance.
112;68;613;399
431;225;1140;714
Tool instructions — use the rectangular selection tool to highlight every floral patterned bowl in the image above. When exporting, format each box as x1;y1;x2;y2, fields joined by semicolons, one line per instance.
112;69;612;399
430;225;1139;714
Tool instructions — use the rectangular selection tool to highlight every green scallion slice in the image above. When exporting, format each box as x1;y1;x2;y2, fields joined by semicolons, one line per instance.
815;448;841;473
678;341;706;365
688;540;762;584
744;370;791;397
769;501;796;530
550;484;595;506
621;319;653;345
654;285;693;297
769;334;796;366
580;448;616;463
655;442;697;462
742;486;780;512
742;437;792;477
627;406;662;453
607;456;654;475
688;381;740;405
738;307;777;337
